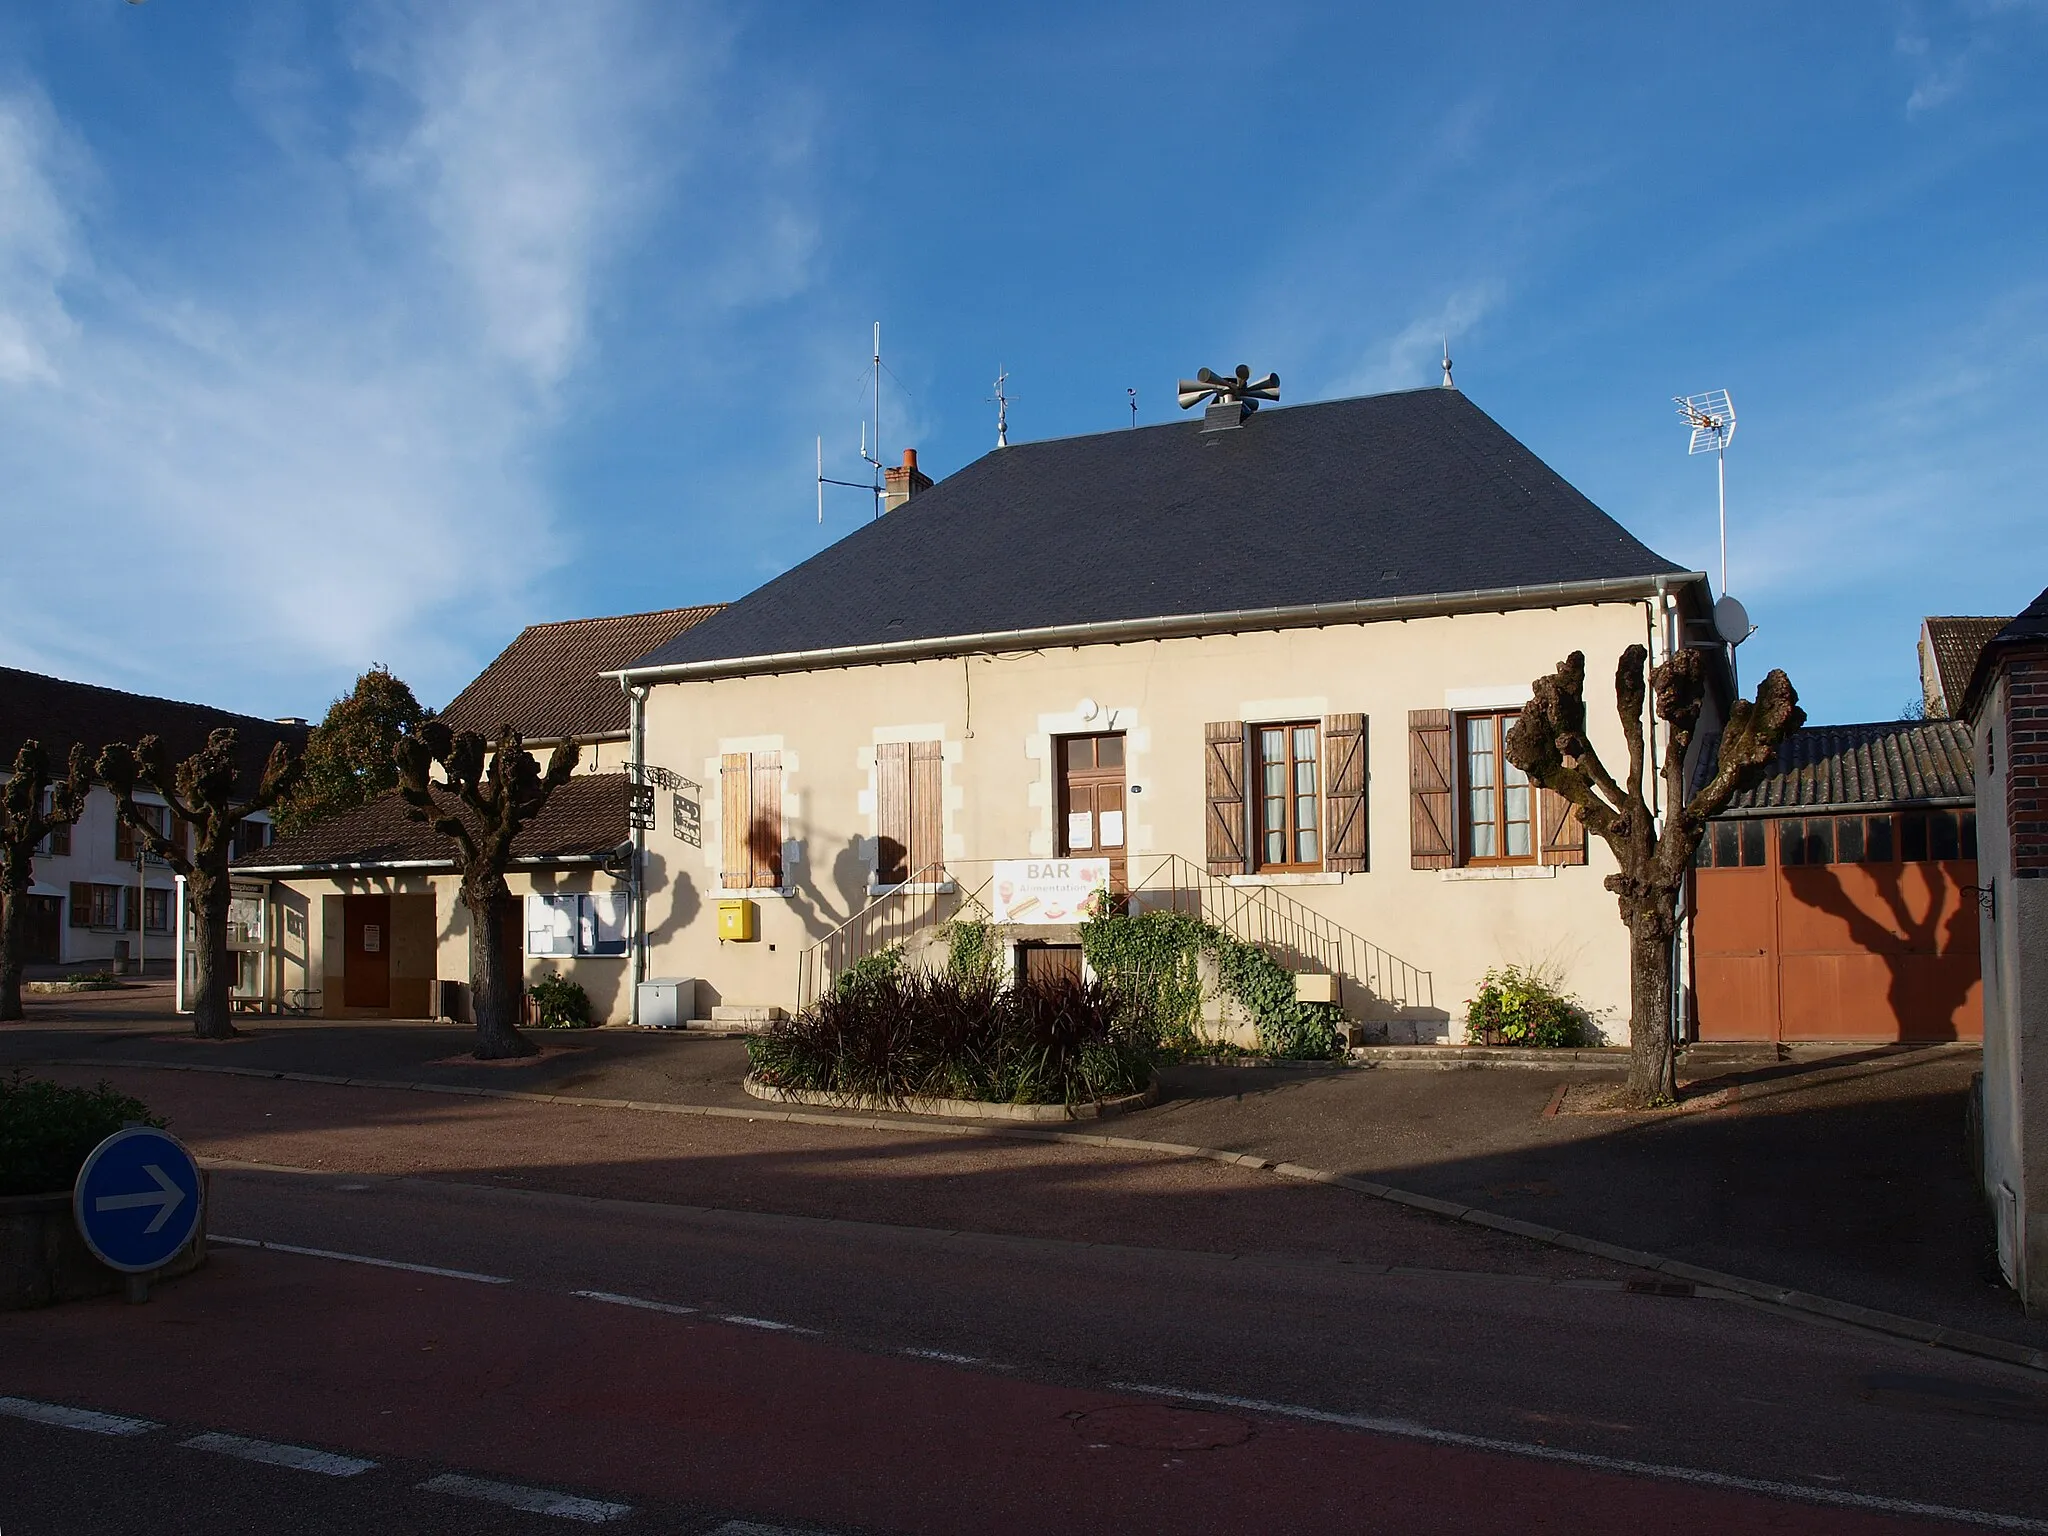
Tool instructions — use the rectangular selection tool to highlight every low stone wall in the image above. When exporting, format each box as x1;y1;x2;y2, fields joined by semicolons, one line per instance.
743;1075;1158;1122
1;1182;209;1310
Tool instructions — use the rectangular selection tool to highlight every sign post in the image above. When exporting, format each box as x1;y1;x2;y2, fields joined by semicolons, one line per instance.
73;1125;205;1303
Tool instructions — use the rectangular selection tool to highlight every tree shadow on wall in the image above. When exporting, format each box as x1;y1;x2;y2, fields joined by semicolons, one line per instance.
1791;859;1979;1042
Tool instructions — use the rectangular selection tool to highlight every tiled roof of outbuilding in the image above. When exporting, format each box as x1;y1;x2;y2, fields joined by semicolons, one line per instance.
0;667;309;795
441;606;723;742
234;773;630;873
1712;720;1975;818
1959;585;2048;722
1921;616;2009;715
626;388;1688;677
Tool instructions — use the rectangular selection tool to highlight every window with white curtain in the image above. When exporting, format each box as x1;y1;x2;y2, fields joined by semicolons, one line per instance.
526;891;631;957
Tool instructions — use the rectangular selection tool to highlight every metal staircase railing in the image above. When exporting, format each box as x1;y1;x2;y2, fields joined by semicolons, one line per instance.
793;854;1431;1018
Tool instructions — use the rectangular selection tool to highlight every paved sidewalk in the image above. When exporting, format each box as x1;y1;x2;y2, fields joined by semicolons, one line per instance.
8;1006;2025;1350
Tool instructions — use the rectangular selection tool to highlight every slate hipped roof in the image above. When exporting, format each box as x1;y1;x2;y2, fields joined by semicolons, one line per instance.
626;388;1691;676
1713;721;1976;818
1922;616;2009;716
0;666;309;795
442;606;723;742
234;773;631;873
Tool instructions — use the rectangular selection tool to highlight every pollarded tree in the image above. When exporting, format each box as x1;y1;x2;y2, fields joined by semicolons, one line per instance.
1505;647;1803;1107
394;721;578;1061
273;666;431;836
0;741;92;1021
98;730;301;1041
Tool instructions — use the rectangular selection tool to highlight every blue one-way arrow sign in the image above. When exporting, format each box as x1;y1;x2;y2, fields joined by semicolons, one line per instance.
73;1126;203;1274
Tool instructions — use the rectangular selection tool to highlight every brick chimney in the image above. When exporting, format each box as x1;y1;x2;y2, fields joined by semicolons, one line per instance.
883;448;932;513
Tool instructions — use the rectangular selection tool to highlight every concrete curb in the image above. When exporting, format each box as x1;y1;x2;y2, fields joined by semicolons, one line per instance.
34;1054;2047;1376
741;1075;1161;1121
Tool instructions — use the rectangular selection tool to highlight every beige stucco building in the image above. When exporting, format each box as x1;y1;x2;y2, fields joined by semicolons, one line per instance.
617;385;1726;1043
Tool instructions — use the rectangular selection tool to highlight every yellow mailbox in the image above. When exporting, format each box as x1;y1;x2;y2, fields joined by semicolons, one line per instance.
717;898;757;942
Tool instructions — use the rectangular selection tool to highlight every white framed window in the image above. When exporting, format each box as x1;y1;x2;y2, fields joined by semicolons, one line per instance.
526;891;630;958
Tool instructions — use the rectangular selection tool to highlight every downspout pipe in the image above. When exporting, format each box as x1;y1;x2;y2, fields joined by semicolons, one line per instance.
625;679;650;1027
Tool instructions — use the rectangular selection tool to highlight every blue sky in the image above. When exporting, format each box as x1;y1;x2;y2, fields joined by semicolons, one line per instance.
1;2;2043;726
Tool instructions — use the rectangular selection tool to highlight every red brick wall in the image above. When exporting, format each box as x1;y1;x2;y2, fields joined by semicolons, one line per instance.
2006;650;2048;877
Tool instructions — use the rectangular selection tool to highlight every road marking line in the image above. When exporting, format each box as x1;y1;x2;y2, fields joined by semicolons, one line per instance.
707;1523;838;1535
903;1348;991;1366
0;1397;159;1437
180;1431;376;1477
418;1472;632;1523
211;1235;509;1284
571;1289;698;1316
714;1314;811;1332
1111;1381;2048;1533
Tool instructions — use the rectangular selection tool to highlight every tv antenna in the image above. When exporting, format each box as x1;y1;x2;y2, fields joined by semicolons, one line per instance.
989;367;1012;449
818;322;888;522
1674;388;1752;649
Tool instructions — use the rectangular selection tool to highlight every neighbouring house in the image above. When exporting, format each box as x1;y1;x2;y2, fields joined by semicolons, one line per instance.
0;666;306;979
613;383;1732;1042
1921;615;2011;719
1962;585;2048;1312
1691;720;1981;1044
232;606;721;1022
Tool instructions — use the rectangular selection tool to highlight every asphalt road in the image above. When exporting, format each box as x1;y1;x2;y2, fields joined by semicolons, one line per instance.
6;1166;2047;1534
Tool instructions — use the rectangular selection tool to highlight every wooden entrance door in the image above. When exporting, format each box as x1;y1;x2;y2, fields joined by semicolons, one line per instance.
23;895;62;965
1019;943;1084;988
1057;733;1127;888
342;893;391;1010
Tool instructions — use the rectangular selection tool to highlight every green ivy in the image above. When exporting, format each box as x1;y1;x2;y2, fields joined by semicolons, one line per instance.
1079;909;1343;1060
832;943;905;1000
943;919;1001;987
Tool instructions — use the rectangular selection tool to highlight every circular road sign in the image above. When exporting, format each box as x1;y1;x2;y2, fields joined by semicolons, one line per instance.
72;1126;204;1274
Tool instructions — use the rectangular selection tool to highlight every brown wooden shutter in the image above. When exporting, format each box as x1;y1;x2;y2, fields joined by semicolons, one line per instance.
749;750;783;888
1323;714;1368;873
910;740;943;876
1408;709;1456;870
875;742;910;884
115;817;135;863
1540;787;1587;866
69;882;90;928
720;753;751;888
1204;721;1247;875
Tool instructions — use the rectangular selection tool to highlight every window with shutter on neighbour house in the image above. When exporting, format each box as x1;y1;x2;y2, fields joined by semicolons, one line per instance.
874;740;944;886
720;751;784;890
144;887;172;934
1204;715;1368;876
1407;708;1584;870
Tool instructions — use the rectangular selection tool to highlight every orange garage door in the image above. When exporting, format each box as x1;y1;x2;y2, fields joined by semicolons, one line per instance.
1693;809;1981;1043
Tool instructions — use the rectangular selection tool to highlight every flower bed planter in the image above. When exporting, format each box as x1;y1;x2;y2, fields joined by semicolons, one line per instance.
0;1180;208;1311
743;1073;1159;1122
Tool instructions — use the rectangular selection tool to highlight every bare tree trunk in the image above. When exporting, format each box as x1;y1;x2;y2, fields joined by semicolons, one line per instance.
0;887;25;1022
1625;913;1677;1106
466;885;534;1060
187;867;238;1041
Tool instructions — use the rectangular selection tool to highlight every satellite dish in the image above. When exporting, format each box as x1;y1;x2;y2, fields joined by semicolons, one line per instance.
1714;594;1751;646
1076;697;1099;722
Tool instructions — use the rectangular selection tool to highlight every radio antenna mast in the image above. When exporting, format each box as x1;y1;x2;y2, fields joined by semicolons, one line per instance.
1675;388;1754;666
817;322;888;522
1127;386;1138;427
1675;389;1736;595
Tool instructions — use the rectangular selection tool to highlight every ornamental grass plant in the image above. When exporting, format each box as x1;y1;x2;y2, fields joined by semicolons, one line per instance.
747;970;1155;1107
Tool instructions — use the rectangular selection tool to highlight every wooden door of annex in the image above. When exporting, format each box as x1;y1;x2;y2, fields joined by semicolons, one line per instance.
1056;733;1127;889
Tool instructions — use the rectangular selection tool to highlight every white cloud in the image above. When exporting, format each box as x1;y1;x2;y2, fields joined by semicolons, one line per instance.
0;3;800;714
1336;283;1505;398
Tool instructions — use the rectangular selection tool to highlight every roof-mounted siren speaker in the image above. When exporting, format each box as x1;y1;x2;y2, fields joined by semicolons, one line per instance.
1179;364;1280;430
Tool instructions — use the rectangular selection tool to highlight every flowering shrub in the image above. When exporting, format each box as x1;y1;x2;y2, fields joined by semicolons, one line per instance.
1464;965;1592;1048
